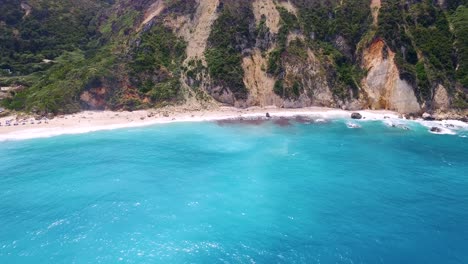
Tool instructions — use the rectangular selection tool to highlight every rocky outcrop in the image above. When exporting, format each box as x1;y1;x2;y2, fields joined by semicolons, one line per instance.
3;0;465;115
242;51;283;107
281;48;334;108
239;0;282;107
433;84;450;110
361;39;421;114
139;0;165;31
252;0;280;34
370;0;381;25
20;2;32;18
422;112;435;120
80;87;109;110
181;0;220;63
351;112;362;119
277;0;297;15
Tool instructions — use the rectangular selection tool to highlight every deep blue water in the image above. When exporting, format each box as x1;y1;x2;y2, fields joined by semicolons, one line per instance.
0;119;467;263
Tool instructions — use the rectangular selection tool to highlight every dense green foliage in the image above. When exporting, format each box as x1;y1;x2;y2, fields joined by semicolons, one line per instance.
0;0;110;75
3;47;117;113
451;5;468;87
267;7;299;76
205;2;255;100
298;0;372;52
1;0;466;113
267;7;301;98
376;0;467;104
268;1;370;99
131;25;187;103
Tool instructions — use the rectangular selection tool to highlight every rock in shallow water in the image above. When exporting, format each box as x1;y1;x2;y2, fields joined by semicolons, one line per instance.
351;113;362;119
430;127;442;133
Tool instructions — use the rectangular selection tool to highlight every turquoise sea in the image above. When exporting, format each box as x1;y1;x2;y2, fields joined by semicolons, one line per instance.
0;118;467;263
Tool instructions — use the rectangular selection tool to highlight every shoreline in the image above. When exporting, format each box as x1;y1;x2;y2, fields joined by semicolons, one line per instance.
0;107;466;141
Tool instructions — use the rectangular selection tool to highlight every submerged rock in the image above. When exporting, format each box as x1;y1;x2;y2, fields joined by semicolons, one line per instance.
295;115;313;124
430;127;442;133
351;113;362;119
346;122;361;129
391;123;410;130
273;118;291;127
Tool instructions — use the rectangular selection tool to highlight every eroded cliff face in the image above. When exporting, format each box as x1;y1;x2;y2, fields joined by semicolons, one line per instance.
142;0;422;112
139;0;165;30
238;0;333;108
241;0;281;107
4;0;466;114
361;39;421;113
83;0;464;113
242;51;283;107
253;0;280;34
433;84;451;110
281;48;335;108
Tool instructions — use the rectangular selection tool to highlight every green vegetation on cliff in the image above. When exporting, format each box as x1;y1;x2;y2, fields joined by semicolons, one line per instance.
451;5;468;87
0;0;467;113
3;47;118;114
0;0;110;76
268;1;370;100
205;2;255;100
131;25;187;104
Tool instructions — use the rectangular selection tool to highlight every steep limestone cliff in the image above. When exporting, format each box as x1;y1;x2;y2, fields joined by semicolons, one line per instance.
361;39;421;113
433;84;451;110
242;51;282;107
1;0;466;115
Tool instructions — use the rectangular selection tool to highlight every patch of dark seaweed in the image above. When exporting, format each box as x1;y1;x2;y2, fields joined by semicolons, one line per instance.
216;115;331;127
273;117;292;127
216;117;268;126
294;115;314;124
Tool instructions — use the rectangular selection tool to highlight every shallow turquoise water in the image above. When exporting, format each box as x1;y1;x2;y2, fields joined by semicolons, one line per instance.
0;119;467;263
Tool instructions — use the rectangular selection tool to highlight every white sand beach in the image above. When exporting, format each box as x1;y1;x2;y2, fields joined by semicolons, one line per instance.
0;106;465;141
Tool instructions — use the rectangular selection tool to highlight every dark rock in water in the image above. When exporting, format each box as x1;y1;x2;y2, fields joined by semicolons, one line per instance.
430;127;442;133
266;112;271;118
351;113;362;119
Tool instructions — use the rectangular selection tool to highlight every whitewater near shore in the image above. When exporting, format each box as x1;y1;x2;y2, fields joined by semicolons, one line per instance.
0;106;466;141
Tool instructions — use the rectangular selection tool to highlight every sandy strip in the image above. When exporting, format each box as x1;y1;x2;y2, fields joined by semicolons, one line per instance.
0;106;463;141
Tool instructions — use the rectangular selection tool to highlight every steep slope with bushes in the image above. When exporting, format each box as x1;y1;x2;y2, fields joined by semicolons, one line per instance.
0;0;467;115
